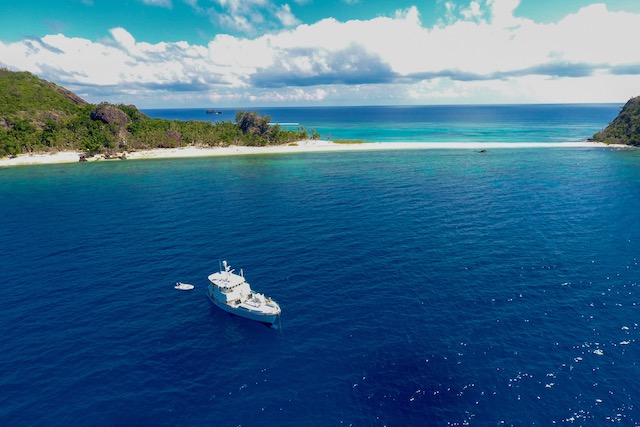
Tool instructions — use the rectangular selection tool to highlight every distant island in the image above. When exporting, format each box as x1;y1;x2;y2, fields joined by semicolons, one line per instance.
591;96;640;146
0;68;319;158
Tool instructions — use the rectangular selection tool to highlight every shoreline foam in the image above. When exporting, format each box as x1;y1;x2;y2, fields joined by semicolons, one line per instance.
0;140;629;167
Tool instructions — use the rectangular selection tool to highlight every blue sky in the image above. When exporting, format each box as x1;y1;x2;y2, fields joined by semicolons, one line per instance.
1;0;640;107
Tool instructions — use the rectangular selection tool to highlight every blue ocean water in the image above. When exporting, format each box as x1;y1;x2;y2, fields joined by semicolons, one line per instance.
143;104;620;142
2;105;640;426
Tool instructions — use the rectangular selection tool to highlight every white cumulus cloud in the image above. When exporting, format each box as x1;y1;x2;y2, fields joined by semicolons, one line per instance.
194;0;299;34
1;1;640;106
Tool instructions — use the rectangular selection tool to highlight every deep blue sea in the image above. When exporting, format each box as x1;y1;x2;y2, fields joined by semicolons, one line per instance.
2;105;640;426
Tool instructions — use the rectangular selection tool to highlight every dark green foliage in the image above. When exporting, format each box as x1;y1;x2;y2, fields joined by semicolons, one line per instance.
118;104;148;122
592;96;640;146
0;69;320;157
0;68;86;118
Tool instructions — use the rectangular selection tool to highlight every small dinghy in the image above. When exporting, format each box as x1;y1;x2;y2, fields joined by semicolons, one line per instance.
174;282;195;291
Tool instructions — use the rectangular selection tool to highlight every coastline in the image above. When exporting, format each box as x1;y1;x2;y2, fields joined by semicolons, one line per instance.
0;140;629;167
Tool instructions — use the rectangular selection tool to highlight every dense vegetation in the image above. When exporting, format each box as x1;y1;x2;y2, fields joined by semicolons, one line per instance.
0;68;319;157
592;96;640;146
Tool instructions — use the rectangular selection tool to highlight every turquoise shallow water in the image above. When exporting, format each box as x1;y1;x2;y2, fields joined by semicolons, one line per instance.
1;145;640;426
143;104;620;142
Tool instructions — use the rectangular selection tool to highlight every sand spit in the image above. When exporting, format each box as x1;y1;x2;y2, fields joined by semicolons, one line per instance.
0;140;628;167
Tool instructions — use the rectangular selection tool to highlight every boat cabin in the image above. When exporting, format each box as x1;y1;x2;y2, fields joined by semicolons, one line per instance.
208;262;252;304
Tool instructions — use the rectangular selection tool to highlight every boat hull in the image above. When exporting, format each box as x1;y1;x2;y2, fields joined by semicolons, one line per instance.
207;294;279;325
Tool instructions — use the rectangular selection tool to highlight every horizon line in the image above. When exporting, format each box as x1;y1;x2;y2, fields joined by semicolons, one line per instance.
139;102;625;110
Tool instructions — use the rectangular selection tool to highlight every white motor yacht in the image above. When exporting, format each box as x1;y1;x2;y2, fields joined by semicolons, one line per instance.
207;261;281;324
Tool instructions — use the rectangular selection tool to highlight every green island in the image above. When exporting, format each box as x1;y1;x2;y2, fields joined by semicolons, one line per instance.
591;96;640;146
0;68;320;158
4;67;640;157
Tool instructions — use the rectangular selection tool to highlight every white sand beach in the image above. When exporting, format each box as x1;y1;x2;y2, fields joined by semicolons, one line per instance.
0;140;627;167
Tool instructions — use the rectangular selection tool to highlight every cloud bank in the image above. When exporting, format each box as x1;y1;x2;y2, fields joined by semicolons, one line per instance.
1;1;640;106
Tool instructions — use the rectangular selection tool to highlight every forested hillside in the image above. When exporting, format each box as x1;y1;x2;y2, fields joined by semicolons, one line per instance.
0;69;317;157
592;96;640;146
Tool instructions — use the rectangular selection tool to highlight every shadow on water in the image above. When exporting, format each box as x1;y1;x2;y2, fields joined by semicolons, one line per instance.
206;300;280;331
